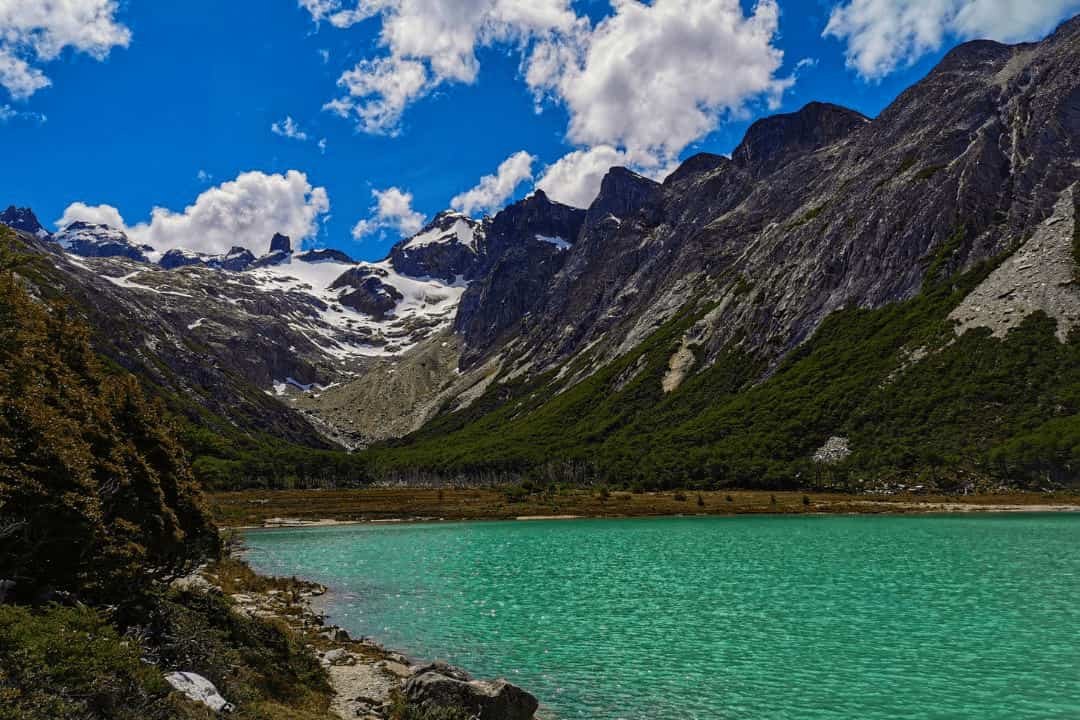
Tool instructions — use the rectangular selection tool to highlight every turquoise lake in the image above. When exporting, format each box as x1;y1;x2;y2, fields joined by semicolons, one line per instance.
243;514;1080;719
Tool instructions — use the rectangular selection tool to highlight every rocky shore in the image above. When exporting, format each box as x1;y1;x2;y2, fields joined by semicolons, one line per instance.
194;559;540;719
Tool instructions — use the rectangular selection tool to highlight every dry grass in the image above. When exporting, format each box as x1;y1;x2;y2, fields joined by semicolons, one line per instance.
207;487;1080;528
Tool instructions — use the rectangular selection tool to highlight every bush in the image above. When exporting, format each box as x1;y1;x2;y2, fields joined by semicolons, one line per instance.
673;491;688;502
0;604;200;720
0;232;219;604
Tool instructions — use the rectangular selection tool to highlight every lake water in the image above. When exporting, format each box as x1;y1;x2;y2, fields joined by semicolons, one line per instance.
243;514;1080;719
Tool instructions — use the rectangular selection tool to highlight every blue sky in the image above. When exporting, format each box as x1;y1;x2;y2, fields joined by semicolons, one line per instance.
1;0;1078;261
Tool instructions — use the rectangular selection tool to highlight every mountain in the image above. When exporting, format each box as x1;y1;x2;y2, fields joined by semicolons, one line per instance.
1;206;48;237
53;221;153;261
4;16;1080;491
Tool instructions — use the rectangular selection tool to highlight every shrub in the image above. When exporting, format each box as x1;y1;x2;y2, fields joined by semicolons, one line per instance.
0;604;199;720
673;491;688;502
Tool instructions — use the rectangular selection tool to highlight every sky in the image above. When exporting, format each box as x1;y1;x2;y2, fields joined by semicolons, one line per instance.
1;0;1078;262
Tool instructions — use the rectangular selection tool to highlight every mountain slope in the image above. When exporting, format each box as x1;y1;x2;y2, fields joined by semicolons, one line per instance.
363;17;1080;490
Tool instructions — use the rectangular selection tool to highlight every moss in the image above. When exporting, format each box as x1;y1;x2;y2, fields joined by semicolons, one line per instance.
786;202;829;229
897;154;918;175
914;163;947;181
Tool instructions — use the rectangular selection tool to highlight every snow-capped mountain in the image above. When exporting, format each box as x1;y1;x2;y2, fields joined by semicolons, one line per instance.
1;206;49;238
160;246;257;271
54;221;152;261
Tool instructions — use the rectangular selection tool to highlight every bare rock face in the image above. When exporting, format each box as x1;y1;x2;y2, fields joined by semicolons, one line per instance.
389;211;487;282
404;663;538;720
270;232;292;254
331;269;404;319
160;246;256;271
465;16;1080;384
0;206;48;237
53;221;150;261
731;101;870;174
950;184;1080;341
454;190;585;364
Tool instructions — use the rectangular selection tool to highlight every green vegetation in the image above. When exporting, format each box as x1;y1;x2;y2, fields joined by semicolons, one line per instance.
0;605;195;720
368;249;1080;490
915;163;947;181
0;229;338;719
786;202;828;229
0;231;217;603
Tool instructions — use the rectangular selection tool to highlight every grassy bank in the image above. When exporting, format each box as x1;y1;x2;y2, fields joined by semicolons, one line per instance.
208;487;1080;527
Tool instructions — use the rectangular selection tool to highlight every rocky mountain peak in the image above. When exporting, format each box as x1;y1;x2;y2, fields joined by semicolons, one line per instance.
664;153;731;185
0;206;47;237
731;101;869;173
389;211;486;281
54;221;149;261
587;166;662;222
270;233;292;254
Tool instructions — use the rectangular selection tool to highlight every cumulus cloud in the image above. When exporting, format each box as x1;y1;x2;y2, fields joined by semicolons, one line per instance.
451;151;536;216
312;0;580;134
351;186;426;239
56;202;126;230
825;0;1080;80
58;171;331;255
324;56;429;135
0;1;131;99
271;115;309;141
309;0;791;206
128;170;330;255
531;0;791;163
535;145;679;208
535;146;632;208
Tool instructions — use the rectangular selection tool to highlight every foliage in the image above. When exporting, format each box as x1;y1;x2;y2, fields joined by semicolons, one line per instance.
369;251;1080;490
0;604;205;720
128;588;332;718
0;229;218;603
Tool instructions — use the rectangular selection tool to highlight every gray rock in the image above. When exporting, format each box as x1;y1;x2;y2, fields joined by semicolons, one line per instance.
405;664;538;720
164;671;234;713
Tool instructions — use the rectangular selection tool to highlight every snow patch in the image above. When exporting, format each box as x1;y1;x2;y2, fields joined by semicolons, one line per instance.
536;234;571;251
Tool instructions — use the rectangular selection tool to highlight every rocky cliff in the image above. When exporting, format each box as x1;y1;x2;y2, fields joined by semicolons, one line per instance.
5;16;1080;482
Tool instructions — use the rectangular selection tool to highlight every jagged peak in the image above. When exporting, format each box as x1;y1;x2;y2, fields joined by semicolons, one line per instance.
0;205;47;237
731;102;869;172
665;153;731;185
931;39;1013;75
269;232;292;254
586;166;662;221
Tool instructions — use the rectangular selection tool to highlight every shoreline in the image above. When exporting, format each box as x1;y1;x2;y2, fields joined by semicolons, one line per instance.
219;548;544;719
211;488;1080;529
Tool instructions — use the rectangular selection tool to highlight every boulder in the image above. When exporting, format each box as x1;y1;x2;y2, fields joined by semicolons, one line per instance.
164;672;234;713
405;664;538;720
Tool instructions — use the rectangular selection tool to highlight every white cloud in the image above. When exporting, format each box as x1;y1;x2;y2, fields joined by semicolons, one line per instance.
271;115;310;141
451;150;536;216
0;102;44;124
825;0;1080;80
351;186;426;239
56;202;126;230
531;0;791;164
325;56;429;134
318;138;328;154
60;171;331;255
197;169;213;183
0;0;131;99
536;146;630;208
314;0;580;134
310;0;792;203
